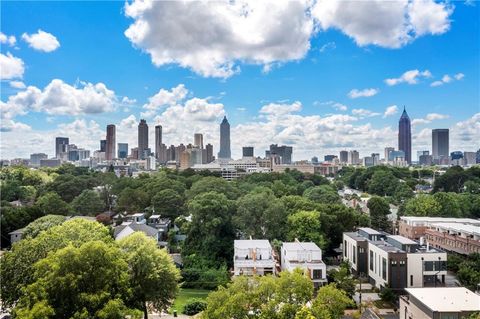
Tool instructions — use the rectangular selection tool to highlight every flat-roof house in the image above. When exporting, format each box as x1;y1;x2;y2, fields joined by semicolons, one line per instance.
234;239;276;276
281;241;327;288
343;228;447;290
400;287;480;319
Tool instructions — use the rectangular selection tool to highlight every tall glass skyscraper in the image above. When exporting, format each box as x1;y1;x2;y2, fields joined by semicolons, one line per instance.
432;129;449;160
138;119;149;159
105;124;116;160
398;107;412;164
218;116;231;159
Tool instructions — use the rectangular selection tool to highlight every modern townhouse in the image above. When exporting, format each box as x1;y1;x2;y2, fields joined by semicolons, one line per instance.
233;239;277;276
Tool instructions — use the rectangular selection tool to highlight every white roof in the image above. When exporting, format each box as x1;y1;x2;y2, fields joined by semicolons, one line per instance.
401;216;480;224
150;214;161;219
431;223;480;236
406;287;480;312
234;239;271;250
358;227;382;235
282;242;321;252
132;213;144;217
388;235;417;245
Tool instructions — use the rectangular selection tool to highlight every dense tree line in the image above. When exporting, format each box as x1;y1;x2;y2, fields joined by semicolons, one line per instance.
1;164;370;290
0;219;179;318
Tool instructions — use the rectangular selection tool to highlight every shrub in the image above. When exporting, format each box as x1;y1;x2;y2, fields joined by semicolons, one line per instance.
183;298;207;315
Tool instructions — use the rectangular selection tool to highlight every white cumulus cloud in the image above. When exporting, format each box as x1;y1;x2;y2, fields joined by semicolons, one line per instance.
22;30;60;52
0;32;16;46
0;79;116;120
430;72;465;87
385;69;432;86
348;88;379;99
0;53;25;80
9;81;26;89
383;105;399;118
124;0;314;78
312;0;452;48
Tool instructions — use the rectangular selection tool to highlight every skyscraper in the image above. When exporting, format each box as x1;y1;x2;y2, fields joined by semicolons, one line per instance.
398;107;412;164
118;143;128;159
432;129;449;160
266;144;293;164
205;143;214;163
55;137;69;158
242;146;254;158
384;147;394;161
194;133;204;149
100;140;106;152
218;116;231;159
105;124;116;160
155;125;162;160
339;150;348;163
138;119;149;159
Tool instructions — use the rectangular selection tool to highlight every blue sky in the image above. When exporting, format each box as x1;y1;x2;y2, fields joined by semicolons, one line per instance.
1;0;479;160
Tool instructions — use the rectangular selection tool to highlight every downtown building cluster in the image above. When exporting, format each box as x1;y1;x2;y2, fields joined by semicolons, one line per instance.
4;108;479;175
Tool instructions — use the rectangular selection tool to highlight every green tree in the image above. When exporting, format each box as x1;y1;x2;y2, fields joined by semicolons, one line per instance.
117;187;150;212
119;232;180;318
0;219;113;307
22;215;66;239
367;196;391;232
393;183;414;203
202;270;313;319
327;262;356;298
151;189;184;219
183;192;235;266
13;241;133;318
96;299;143;319
234;189;288;240
456;253;480;291
187;176;238;200
19;185;37;202
432;192;463;217
367;170;400;196
311;284;352;319
35;192;72;215
403;194;441;216
303;185;341;204
71;189;105;216
287;210;325;249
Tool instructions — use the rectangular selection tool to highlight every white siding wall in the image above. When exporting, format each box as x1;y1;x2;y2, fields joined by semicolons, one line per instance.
368;244;389;289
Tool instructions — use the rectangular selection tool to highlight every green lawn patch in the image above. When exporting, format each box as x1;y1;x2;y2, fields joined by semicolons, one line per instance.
170;288;211;314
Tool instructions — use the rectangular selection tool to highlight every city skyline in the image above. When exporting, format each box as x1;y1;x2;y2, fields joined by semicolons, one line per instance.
1;1;479;160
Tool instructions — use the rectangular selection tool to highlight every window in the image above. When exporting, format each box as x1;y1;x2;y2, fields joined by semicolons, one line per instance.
410;275;413;286
353;246;356;263
399;260;405;266
359;247;365;253
370;251;374;271
312;269;323;280
391;260;397;266
382;258;387;280
344;240;347;257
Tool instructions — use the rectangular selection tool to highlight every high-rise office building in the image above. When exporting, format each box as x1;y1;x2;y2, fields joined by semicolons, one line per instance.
464;152;476;165
105;124;116;160
30;153;48;166
398;107;412;164
100;140;106;152
218;116;231;159
194;133;204;149
339;150;348;163
155;125;162;160
432;129;449;160
118;143;128;159
348;150;360;165
311;156;319;164
138;119;149;159
324;155;337;162
384;147;395;161
242;146;254;158
266;144;293;164
55;137;69;158
205;144;214;163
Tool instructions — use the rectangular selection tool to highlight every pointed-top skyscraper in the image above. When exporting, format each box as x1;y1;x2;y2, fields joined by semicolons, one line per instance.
398;106;412;164
218;116;231;159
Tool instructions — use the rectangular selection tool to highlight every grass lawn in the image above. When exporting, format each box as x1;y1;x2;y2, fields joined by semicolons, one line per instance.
170;288;211;314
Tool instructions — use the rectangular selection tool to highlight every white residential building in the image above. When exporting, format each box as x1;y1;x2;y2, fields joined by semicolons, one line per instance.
234;239;277;276
343;228;447;291
400;287;480;319
281;241;327;288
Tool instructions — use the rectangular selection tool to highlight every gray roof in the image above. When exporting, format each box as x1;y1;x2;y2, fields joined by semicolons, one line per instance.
129;223;159;237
